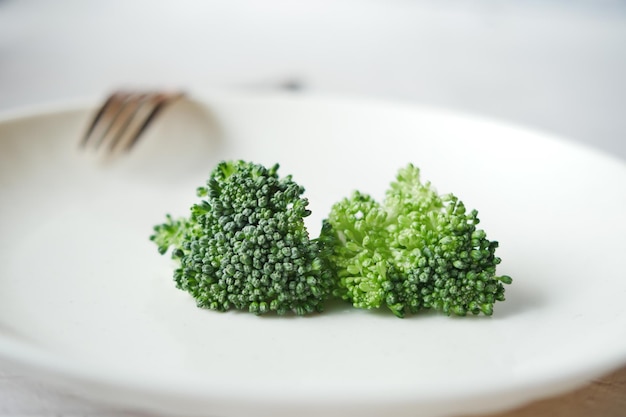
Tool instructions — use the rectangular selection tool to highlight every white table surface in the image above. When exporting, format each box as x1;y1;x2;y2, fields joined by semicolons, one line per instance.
1;1;625;416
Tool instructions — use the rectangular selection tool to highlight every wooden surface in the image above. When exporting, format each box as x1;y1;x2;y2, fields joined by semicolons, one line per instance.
479;364;626;417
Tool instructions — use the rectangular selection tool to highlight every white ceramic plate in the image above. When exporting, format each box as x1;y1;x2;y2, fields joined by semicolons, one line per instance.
0;94;625;417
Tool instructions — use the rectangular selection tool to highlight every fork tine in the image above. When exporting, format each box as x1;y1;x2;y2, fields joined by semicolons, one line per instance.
81;91;131;149
104;92;150;151
82;90;184;154
111;92;184;151
121;92;184;152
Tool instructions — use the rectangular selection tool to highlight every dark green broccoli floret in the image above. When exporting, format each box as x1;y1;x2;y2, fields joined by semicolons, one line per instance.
320;164;512;318
151;160;334;315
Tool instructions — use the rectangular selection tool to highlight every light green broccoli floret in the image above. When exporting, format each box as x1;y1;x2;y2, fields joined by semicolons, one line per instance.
151;160;334;315
320;164;512;318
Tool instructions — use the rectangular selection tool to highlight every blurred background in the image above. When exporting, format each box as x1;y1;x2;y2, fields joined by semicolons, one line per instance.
1;0;625;160
0;0;625;414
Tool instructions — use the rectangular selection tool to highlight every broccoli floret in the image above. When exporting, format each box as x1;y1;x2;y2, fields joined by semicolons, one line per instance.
151;214;194;256
320;164;512;318
151;160;334;315
318;192;392;310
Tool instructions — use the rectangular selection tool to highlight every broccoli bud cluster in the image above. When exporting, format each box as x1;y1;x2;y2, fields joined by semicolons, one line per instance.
152;161;333;315
153;161;511;318
320;164;512;317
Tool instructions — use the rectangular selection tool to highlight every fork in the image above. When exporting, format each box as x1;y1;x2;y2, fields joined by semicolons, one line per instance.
81;90;185;153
